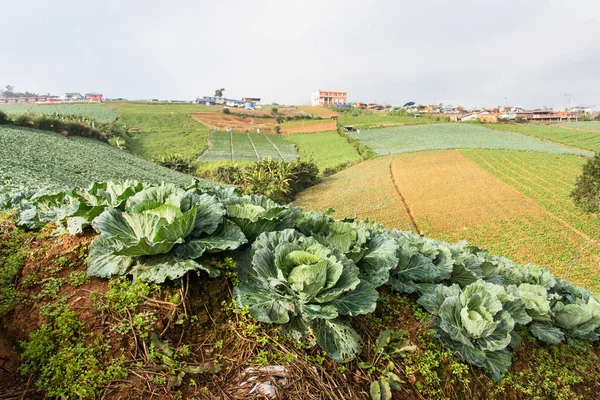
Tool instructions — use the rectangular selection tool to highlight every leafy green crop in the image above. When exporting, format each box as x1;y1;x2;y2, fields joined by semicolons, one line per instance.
234;229;379;362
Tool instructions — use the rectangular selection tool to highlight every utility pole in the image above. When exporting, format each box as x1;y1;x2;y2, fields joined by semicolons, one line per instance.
564;93;572;111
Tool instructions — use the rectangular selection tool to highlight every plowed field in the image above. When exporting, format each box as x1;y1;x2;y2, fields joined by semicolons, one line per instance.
280;120;337;134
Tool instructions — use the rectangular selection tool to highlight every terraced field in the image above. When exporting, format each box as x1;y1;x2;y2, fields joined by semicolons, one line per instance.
350;124;591;155
0;125;211;190
0;103;117;122
198;131;297;162
487;123;600;153
295;149;600;292
283;131;361;173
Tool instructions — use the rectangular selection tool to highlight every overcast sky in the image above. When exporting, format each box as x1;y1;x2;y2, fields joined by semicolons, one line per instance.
1;0;599;109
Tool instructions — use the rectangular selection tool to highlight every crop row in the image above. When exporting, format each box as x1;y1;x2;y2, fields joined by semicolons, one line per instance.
198;131;297;162
487;123;600;153
0;103;117;122
350;124;590;156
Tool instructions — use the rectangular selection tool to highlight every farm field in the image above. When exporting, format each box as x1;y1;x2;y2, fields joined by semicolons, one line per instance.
191;112;335;134
560;121;600;131
294;105;339;118
197;131;297;162
0;103;117;122
283;131;361;173
350;123;591;155
295;149;600;292
487;123;600;153
0;125;211;191
338;112;441;130
113;103;212;160
293;156;414;231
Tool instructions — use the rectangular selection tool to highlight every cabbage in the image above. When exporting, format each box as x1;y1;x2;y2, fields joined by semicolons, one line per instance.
234;229;378;362
87;184;246;283
223;195;294;240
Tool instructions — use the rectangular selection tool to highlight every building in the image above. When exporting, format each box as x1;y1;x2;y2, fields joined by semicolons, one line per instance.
61;93;84;101
85;93;103;103
311;90;347;106
242;97;261;105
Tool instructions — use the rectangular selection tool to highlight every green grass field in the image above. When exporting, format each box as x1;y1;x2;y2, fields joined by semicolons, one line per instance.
487;123;600;153
112;103;213;160
198;131;298;162
351;124;591;155
560;121;600;131
283;131;361;173
0;103;117;122
338;112;441;130
0;125;212;190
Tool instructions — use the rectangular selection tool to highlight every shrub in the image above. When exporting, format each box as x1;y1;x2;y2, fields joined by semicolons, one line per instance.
154;154;195;174
0;110;8;124
223;107;230;114
274;125;281;134
12;114;33;127
571;154;600;212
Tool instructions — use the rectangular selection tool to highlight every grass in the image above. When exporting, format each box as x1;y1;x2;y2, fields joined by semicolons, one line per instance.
0;125;212;191
284;131;362;173
560;121;600;131
0;103;117;122
487;123;600;153
338;112;441;130
197;131;298;163
351;124;591;156
112;102;213;160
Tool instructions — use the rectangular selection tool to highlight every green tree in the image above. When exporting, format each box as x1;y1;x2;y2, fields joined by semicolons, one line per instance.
571;154;600;212
271;107;278;115
276;115;285;124
214;88;225;97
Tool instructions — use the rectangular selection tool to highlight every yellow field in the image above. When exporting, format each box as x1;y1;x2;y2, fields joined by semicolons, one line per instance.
293;156;413;231
295;106;339;118
294;149;600;292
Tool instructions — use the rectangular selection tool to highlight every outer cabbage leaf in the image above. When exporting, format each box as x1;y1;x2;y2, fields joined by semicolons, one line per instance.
311;318;362;363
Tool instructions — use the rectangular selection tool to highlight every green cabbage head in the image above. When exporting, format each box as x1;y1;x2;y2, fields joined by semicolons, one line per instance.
234;229;378;362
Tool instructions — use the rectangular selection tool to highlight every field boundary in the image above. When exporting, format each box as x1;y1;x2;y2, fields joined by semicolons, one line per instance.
247;132;260;160
389;157;421;234
229;131;234;161
264;135;284;160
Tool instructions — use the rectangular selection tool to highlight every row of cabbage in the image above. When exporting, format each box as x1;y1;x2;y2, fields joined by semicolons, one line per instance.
2;180;600;381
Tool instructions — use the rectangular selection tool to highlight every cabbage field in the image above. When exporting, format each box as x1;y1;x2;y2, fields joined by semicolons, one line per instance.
5;180;600;385
198;131;298;162
350;124;591;155
0;103;117;122
0;125;208;191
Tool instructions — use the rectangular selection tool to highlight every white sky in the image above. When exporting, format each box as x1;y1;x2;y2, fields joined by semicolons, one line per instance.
1;0;599;109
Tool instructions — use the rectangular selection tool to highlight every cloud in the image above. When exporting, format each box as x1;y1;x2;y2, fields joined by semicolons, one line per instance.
1;0;598;108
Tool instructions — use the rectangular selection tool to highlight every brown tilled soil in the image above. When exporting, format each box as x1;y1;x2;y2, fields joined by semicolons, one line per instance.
280;121;337;134
190;113;277;132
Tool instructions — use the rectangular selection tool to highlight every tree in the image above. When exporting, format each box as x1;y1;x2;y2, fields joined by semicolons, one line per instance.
5;85;14;93
271;107;278;115
274;125;281;134
276;116;285;124
571;154;600;213
214;88;225;97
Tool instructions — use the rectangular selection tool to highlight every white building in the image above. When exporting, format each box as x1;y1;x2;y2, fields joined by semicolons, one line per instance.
311;89;348;106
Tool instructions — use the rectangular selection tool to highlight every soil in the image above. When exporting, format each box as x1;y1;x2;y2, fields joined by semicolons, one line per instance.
280;121;337;134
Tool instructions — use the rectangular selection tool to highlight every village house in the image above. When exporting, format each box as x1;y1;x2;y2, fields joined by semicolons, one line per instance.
311;90;348;106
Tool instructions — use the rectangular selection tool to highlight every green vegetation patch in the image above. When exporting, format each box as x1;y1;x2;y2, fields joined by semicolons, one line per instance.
0;103;117;123
284;131;362;174
0;218;30;316
338;112;441;130
561;121;600;131
0;125;212;191
488;123;600;153
351;124;591;156
198;131;298;162
114;103;212;160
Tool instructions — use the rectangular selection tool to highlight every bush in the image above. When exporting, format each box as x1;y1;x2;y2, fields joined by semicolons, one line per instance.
274;125;281;134
154;154;195;174
209;158;320;203
12;114;34;127
223;107;230;114
571;154;600;212
0;110;8;124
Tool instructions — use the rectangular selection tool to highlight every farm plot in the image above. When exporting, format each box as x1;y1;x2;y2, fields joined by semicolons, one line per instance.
351;124;591;156
293;156;414;231
295;149;600;292
284;131;361;173
487;123;600;153
280;120;337;134
0;103;117;122
197;131;297;162
0;125;212;191
294;106;339;118
560;121;600;132
191;113;275;132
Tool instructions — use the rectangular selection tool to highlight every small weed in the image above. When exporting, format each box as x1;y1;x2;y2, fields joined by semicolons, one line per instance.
68;271;90;287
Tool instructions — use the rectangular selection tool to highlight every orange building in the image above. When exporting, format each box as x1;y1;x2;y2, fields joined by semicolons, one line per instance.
311;89;347;106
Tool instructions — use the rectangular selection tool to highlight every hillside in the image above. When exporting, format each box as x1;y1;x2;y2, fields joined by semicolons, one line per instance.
0;125;214;190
